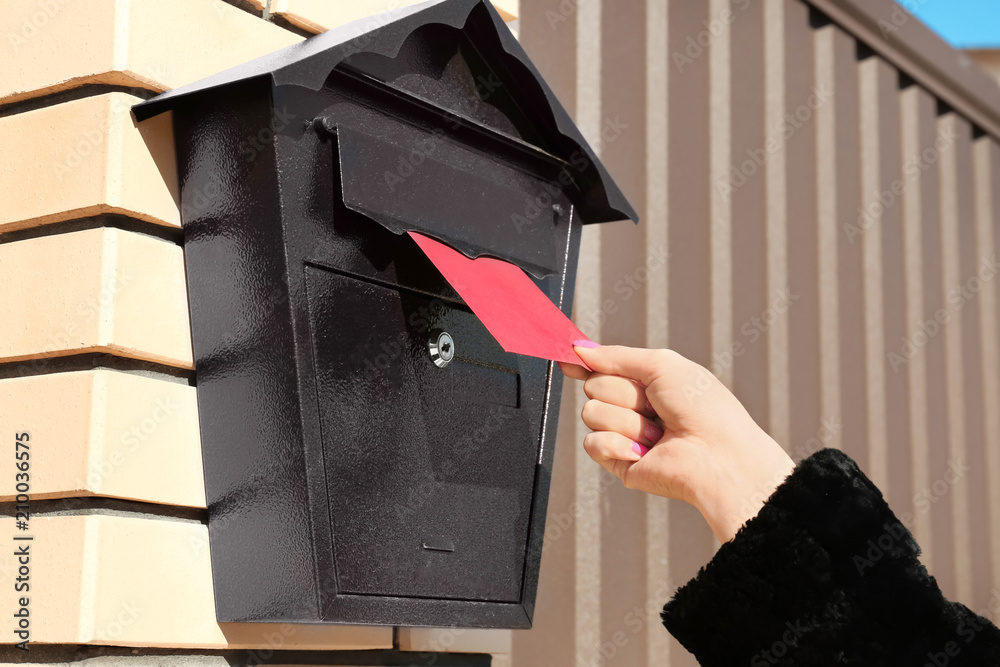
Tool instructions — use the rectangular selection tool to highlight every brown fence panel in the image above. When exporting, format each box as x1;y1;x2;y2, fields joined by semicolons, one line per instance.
973;136;1000;601
729;0;770;433
511;4;580;666
515;0;1000;664
949;114;992;610
597;0;651;664
831;27;872;474
899;84;943;580
938;113;975;605
783;0;823;463
665;3;718;666
860;55;911;513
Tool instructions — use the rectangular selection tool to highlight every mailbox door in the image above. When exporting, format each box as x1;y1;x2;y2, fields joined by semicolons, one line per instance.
305;260;549;604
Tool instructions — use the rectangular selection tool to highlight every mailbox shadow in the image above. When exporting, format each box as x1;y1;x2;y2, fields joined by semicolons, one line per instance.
132;109;182;214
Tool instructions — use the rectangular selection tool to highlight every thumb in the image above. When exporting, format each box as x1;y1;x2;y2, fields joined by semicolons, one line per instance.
573;344;661;386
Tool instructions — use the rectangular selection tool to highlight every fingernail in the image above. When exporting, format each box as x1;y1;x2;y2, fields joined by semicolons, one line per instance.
643;423;664;444
645;398;656;415
573;339;601;349
631;441;649;457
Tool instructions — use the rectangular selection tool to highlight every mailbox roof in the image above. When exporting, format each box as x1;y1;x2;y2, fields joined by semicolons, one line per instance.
131;0;637;225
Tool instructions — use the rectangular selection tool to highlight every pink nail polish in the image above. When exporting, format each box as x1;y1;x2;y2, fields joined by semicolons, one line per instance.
573;339;600;348
632;441;649;457
645;398;656;415
643;423;664;444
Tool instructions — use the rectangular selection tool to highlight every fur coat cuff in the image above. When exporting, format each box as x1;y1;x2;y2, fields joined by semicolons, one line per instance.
660;448;1000;665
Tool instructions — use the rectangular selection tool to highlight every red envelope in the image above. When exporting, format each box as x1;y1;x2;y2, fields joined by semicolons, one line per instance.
408;232;592;368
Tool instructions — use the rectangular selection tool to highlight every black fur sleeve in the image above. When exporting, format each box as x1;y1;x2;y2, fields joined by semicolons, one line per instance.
660;448;1000;666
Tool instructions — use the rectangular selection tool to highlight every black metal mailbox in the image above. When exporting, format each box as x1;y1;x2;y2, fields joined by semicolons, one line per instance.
133;0;636;628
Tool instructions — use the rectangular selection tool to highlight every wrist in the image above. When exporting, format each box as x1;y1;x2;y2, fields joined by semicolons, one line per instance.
697;486;768;544
694;438;796;543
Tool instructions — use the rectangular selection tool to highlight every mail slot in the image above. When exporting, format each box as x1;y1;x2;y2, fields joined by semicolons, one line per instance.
132;0;636;628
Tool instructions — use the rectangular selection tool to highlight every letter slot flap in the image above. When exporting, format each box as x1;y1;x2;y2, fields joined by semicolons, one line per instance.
336;123;562;278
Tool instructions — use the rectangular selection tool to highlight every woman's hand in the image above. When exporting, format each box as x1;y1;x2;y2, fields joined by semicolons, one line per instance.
561;344;795;543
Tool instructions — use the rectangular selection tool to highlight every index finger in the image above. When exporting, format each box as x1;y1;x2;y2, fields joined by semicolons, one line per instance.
573;344;669;387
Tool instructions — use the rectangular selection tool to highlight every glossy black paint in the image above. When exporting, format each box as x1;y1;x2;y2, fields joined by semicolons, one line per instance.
133;0;636;628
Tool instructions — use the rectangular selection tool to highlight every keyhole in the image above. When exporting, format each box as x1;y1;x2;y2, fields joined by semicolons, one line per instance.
429;331;455;368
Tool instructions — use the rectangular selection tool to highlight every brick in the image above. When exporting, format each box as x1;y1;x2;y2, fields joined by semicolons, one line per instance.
491;0;518;21
0;514;392;649
269;0;517;35
268;0;426;34
0;228;194;369
0;93;180;232
0;370;204;507
397;627;512;654
1;0;301;106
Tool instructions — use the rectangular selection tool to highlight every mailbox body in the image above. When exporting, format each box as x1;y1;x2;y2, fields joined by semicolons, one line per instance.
141;0;636;629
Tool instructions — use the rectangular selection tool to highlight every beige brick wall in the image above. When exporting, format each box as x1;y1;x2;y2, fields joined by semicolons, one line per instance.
2;0;302;106
0;93;180;233
0;228;193;368
0;371;204;506
1;0;517;662
0;514;392;649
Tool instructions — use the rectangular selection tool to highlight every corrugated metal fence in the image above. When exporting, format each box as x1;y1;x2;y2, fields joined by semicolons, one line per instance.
512;0;1000;664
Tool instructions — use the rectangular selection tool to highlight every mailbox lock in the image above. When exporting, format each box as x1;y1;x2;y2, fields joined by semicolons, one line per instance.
428;331;455;368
